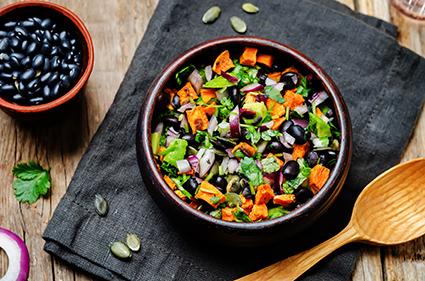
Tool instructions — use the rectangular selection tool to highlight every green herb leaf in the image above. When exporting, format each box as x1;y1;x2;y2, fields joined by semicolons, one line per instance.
265;85;284;103
160;139;188;167
204;76;236;88
217;97;234;120
234;207;252;222
209;209;222;219
282;159;311;194
234;150;245;158
12;161;51;204
261;129;282;141
245;125;261;144
195;131;213;148
175;65;195;85
308;113;332;138
268;206;289;219
160;162;178;178
210;196;221;204
296;76;311;97
171;174;192;199
261;157;281;174
240;157;263;187
230;63;259;87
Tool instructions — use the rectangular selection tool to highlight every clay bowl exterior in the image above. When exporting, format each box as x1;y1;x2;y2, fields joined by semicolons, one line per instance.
137;36;352;247
0;1;94;120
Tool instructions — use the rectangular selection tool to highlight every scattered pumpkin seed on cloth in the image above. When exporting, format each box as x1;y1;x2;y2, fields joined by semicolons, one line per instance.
94;194;108;216
242;3;259;14
230;16;247;33
202;6;221;24
110;241;132;260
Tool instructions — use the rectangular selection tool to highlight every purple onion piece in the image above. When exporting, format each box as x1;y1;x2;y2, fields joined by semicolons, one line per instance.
255;94;268;103
225;148;235;158
274;82;284;91
177;103;195;113
227;159;239;174
221;72;239;83
309;91;328;106
176;159;192;173
154;122;164;134
241;83;264;93
284;132;296;145
199;149;215;178
205;65;213;81
265;77;277;86
292;118;308;129
188;155;199;173
188;69;203;94
0;227;30;281
229;106;241;138
208;115;218;135
294;104;308;116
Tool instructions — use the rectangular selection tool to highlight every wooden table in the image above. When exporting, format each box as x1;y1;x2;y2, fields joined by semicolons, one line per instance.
0;0;423;280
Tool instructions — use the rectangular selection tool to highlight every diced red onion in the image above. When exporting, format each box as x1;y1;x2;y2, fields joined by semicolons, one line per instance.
255;94;268;103
205;65;213;81
194;177;203;184
199;149;215;178
208;115;218;135
227;159;239;174
180;115;188;129
225;148;235;158
275;172;284;194
177;103;195;112
310;91;328;106
310;132;317;141
176;159;191;173
262;121;274;129
0;227;30;281
221;157;230;175
294;104;308;115
187;155;199;173
265;77;277;86
257;141;268;154
255;160;263;170
241;83;264;93
229;106;241;138
284;132;296;145
166;135;177;147
154;122;163;134
167;127;179;137
274;82;284;91
188;69;203;94
221;72;239;83
279;135;293;149
264;173;275;185
282;152;293;162
292;118;308;129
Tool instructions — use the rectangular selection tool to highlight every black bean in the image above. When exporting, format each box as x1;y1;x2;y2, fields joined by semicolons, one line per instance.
0;64;3;72
242;186;253;200
306;151;319;167
271;63;282;72
26;42;38;55
0;53;9;62
31;17;42;25
12;93;24;102
21;20;36;28
211;176;227;193
10;37;20;49
294;188;313;204
32;54;44;69
35;29;44;37
44;30;52;41
9;56;20;68
287;125;306;144
27;78;40;90
3;63;12;70
4;21;17;30
228;86;240;105
52;33;59;42
183;177;199;195
317;150;337;168
1;84;15;94
17;81;25;92
50;46;61;56
15;26;28;37
0;38;9;52
51;82;62;96
0;72;12;79
0;31;8;37
21;40;28;51
163;116;180;129
50;56;61;70
40;18;53;29
29;96;43;105
59;31;68;40
48;72;59;84
73;52;82;64
43;57;50;72
61;62;69;70
69;67;80;80
70;38;76;46
280;72;299;90
181;133;195;145
40;72;51;83
20;69;35;81
10;52;24;60
40;42;50;54
267;141;285;153
42;85;51;97
61;39;71;49
12;70;20;79
282;160;300;180
61;75;71;88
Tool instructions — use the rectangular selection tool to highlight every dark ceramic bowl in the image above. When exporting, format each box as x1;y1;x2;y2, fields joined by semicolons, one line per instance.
137;36;352;247
0;1;94;120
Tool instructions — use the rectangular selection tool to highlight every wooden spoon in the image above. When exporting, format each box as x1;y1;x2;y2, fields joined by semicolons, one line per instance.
237;158;425;281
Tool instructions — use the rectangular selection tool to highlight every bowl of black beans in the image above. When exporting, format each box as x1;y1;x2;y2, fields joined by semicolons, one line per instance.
0;1;94;118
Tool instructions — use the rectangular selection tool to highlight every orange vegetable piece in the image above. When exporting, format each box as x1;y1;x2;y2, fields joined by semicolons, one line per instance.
316;107;323;116
177;82;198;105
240;195;254;214
268;72;282;82
283;90;305;110
255;184;275;205
282;66;299;74
232;142;257;157
266;153;284;168
195;181;226;208
200;89;217;103
257;54;273;68
309;165;331;194
203;103;216;116
266;98;285;118
186;106;209;133
189;200;201;209
271;117;286;130
222;207;236;222
240;47;258;67
273;194;296;207
212;50;235;74
164;175;176;190
175;190;187;200
249;203;268;221
292;142;310;160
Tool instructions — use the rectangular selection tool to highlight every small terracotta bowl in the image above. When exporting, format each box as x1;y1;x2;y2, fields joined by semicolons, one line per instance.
136;36;352;247
0;1;94;120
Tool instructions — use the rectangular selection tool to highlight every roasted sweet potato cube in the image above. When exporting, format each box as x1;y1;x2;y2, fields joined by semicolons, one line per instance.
249;203;268;221
212;50;235;74
240;195;254;214
273;194;296;207
271;117;286;130
222;207;236;222
177;82;198;105
200;89;217;103
164;175;176;190
268;72;282;82
255;184;275;204
283;90;305;110
186;106;209;133
257;54;273;68
266;98;285;118
292;142;310;160
232;142;257;157
240;47;258;67
309;165;330;194
195;181;226;208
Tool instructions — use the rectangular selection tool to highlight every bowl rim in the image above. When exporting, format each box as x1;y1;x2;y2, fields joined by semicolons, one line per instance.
0;0;94;113
138;36;352;231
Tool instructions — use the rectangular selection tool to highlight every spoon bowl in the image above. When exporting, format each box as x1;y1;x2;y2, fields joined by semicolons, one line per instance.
238;158;425;281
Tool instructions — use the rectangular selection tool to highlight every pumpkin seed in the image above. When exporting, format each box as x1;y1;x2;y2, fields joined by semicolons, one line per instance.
110;241;132;259
94;194;108;216
202;6;221;24
242;3;259;14
126;233;141;252
230;16;247;34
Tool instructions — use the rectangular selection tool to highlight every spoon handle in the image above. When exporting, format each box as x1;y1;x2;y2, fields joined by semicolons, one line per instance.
236;225;360;281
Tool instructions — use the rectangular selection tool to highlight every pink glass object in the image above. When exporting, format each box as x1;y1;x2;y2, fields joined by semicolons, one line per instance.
392;0;425;20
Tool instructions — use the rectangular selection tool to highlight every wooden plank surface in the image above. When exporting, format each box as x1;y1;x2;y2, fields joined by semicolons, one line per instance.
0;0;423;280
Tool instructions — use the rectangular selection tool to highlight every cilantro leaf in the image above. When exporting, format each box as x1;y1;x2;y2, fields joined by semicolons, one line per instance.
308;113;332;138
218;97;234;120
234;207;252;222
261;157;281;174
268;206;289;219
171;174;192;199
161;162;178;178
245;125;261;144
265;85;284;103
296;76;311;97
230;63;259;87
12;161;51;204
261;130;282;141
195;131;213;148
240;157;263;187
282;159;311;194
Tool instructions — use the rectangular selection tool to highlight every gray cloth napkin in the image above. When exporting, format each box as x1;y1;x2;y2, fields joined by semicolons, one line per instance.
43;0;425;280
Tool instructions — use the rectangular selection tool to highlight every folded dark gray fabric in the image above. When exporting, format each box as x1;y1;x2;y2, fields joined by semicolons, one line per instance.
43;0;425;280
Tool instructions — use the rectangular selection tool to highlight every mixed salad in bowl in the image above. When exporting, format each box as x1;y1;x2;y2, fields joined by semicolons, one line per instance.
151;47;340;223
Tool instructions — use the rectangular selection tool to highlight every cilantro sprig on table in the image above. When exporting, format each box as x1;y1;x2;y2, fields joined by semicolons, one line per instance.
12;161;51;204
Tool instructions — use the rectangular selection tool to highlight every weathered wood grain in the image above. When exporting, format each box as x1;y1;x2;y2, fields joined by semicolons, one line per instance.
0;0;423;281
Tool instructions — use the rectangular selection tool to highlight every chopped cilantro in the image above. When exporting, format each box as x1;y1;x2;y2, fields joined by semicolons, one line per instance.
282;159;311;194
261;157;281;174
308;113;332;138
240;157;263;187
268;206;289;219
245;125;261;144
296;76;311;97
171;174;192;199
234;207;252;222
261;130;282;141
265;85;284;103
218;97;234;120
